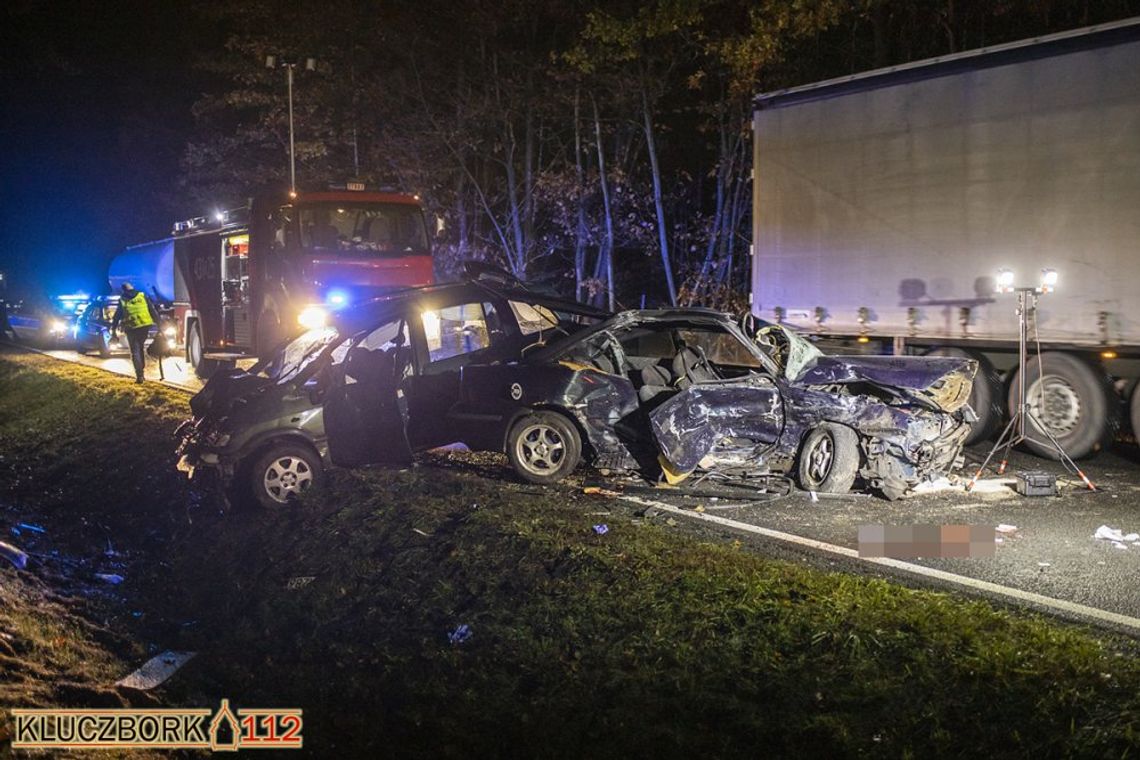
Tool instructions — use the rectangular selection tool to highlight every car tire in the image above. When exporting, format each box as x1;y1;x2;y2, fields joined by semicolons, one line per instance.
506;411;582;485
923;346;1003;445
97;332;112;359
188;321;220;380
244;442;325;510
797;423;860;495
1008;351;1117;460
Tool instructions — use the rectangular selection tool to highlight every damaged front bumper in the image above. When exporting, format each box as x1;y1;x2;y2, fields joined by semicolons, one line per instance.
174;418;234;483
859;409;972;498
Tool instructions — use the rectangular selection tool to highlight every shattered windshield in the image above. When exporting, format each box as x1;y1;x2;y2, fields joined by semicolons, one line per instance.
263;327;341;384
755;325;823;380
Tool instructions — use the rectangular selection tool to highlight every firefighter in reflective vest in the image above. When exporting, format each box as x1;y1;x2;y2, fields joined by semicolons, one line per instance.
111;283;159;383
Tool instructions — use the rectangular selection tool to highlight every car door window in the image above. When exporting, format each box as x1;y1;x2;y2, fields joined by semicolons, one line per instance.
677;328;765;369
421;302;495;362
344;319;412;383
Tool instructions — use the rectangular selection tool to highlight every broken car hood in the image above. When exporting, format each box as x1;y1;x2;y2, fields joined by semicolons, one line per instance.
794;355;977;412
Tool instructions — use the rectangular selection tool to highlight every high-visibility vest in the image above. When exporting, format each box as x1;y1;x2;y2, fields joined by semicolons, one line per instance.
120;291;155;330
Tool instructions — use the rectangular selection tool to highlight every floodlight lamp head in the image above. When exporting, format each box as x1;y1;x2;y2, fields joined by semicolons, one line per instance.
1041;268;1058;292
996;268;1015;293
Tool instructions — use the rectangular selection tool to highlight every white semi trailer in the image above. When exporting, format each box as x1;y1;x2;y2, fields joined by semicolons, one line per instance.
751;17;1140;459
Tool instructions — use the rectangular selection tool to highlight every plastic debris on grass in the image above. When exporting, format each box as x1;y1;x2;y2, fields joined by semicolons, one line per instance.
115;651;197;690
95;573;124;585
0;540;28;570
285;576;315;590
995;524;1018;534
448;624;473;645
593;524;609;535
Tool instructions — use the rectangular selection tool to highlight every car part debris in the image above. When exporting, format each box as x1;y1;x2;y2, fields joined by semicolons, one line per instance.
115;651;197;690
448;624;473;645
0;540;28;570
95;573;124;585
593;524;609;535
285;576;316;590
995;524;1019;534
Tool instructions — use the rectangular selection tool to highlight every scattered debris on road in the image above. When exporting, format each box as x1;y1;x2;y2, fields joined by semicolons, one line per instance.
94;572;124;585
1093;525;1139;549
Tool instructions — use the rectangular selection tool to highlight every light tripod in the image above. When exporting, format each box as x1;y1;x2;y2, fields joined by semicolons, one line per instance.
965;283;1096;492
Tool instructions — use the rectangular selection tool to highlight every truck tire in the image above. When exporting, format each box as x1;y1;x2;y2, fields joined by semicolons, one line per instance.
797;423;860;495
1009;352;1117;459
188;321;220;380
1131;383;1140;443
506;411;582;484
923;347;1003;445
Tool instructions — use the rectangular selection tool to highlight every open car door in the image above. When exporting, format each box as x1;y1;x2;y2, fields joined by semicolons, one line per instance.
324;318;415;467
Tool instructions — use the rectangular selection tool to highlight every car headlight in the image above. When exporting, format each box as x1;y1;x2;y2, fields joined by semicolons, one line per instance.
298;305;328;330
162;326;176;338
50;320;67;334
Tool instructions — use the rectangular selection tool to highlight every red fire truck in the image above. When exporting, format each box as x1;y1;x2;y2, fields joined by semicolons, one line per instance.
109;184;434;376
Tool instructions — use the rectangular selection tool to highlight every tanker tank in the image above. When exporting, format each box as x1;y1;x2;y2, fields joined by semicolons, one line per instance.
107;239;180;303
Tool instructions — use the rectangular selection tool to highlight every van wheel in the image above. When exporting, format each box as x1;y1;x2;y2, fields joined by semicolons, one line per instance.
188;322;220;380
245;442;325;509
1131;384;1140;443
924;347;1003;444
507;412;582;484
797;423;860;494
1010;352;1117;459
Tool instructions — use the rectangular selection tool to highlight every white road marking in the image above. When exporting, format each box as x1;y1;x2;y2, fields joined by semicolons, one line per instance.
622;494;1140;635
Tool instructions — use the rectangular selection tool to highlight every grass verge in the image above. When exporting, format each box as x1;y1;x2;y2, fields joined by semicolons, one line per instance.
1;349;1139;757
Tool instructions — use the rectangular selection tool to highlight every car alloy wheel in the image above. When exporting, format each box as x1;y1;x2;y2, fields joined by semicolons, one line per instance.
262;454;315;503
805;432;834;482
516;422;567;475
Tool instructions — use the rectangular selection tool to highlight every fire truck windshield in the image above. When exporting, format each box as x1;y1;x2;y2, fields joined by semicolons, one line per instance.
299;202;429;256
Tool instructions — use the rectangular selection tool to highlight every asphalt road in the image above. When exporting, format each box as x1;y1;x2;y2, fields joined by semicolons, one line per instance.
611;445;1140;633
20;343;1140;633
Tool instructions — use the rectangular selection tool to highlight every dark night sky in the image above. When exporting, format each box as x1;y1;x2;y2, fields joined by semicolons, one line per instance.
0;1;206;299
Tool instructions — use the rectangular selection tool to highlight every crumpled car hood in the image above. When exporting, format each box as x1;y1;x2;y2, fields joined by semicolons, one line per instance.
794;355;977;412
189;369;274;419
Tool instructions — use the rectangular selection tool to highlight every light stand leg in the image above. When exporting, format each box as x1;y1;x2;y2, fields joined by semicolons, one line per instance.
966;413;1019;491
1023;409;1096;491
967;286;1094;493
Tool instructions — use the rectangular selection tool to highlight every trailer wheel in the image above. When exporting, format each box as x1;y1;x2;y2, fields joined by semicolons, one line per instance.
797;423;860;494
923;347;1003;444
188;321;220;380
1130;384;1140;443
1009;352;1117;459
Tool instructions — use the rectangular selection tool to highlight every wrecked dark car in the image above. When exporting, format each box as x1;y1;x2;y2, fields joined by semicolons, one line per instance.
175;279;606;507
453;310;977;498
